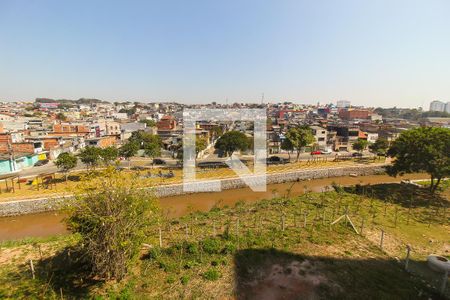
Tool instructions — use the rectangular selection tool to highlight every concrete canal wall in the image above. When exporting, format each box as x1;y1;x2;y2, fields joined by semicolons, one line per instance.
0;164;387;217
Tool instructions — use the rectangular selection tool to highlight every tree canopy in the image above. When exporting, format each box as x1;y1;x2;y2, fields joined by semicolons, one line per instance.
387;127;450;192
139;119;156;127
100;146;119;165
281;137;294;160
128;131;162;158
119;141;139;159
55;152;77;180
352;139;369;153
214;131;250;157
369;138;389;155
78;146;102;170
284;127;315;161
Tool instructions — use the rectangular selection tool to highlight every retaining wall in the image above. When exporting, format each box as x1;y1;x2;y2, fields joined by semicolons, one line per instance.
0;164;387;217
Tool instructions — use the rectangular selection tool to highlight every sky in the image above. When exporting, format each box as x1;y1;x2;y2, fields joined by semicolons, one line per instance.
0;0;449;108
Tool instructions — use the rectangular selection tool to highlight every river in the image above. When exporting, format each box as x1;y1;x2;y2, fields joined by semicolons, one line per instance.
0;173;428;241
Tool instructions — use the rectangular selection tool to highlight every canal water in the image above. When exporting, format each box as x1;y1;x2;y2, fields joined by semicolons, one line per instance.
0;173;427;241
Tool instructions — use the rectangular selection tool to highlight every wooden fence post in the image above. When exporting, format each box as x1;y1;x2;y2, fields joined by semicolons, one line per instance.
380;230;384;250
29;259;35;279
360;218;365;236
394;208;398;227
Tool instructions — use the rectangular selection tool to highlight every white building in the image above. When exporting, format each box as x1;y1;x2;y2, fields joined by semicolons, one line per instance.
310;126;327;149
445;102;450;113
337;100;351;108
429;100;445;112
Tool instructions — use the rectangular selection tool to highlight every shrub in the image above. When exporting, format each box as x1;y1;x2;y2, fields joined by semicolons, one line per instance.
202;238;222;254
180;275;190;285
185;242;199;255
222;241;237;254
166;275;176;284
66;168;159;281
203;269;221;281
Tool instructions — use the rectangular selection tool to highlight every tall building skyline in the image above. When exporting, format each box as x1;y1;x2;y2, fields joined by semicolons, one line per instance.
429;100;450;113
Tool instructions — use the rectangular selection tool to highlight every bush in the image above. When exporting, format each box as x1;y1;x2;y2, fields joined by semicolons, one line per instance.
222;241;237;254
66;168;159;280
185;242;199;255
166;275;176;284
202;238;222;254
180;275;190;285
202;269;221;281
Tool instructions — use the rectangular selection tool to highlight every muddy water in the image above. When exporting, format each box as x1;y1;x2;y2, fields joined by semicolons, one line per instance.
0;173;427;241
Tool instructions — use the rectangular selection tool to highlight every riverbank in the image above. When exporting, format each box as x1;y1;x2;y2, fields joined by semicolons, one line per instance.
0;163;388;217
0;182;448;299
0;172;433;241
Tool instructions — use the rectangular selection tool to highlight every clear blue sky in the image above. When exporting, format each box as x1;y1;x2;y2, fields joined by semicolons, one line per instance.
1;0;449;108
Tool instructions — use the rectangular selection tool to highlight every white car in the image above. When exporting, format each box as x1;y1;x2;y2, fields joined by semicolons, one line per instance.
320;149;333;154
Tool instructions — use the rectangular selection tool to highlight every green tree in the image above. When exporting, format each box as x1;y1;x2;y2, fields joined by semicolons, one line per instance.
67;168;159;280
352;139;369;153
214;131;250;157
281;137;294;161
128;131;162;161
119;141;139;168
54;152;77;181
369;138;389;156
210;126;223;140
387;127;450;193
100;146;118;165
139;119;156;127
196;136;208;156
79;146;102;170
56;112;67;121
285;127;315;161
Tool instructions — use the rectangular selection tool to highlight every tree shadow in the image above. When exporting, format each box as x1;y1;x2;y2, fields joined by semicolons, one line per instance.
32;246;101;298
342;183;448;208
234;248;446;300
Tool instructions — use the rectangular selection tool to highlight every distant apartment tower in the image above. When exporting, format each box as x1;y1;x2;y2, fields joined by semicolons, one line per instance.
429;100;445;112
336;100;351;108
445;102;450;113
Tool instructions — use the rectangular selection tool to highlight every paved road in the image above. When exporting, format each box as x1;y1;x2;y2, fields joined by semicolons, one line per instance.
16;150;375;178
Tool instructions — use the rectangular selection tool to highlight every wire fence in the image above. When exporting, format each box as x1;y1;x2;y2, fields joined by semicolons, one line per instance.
151;189;449;297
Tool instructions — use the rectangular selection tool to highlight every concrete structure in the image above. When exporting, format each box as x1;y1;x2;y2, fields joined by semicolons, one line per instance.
0;164;388;216
310;126;327;149
429;100;446;112
339;109;370;120
336;100;351;108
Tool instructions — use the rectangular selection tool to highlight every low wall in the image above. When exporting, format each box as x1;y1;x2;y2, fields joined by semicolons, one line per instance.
0;164;387;217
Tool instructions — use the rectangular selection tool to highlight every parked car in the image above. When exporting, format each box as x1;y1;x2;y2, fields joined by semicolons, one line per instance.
34;159;49;167
320;149;333;155
352;152;363;157
152;158;166;165
266;156;289;165
310;150;322;155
